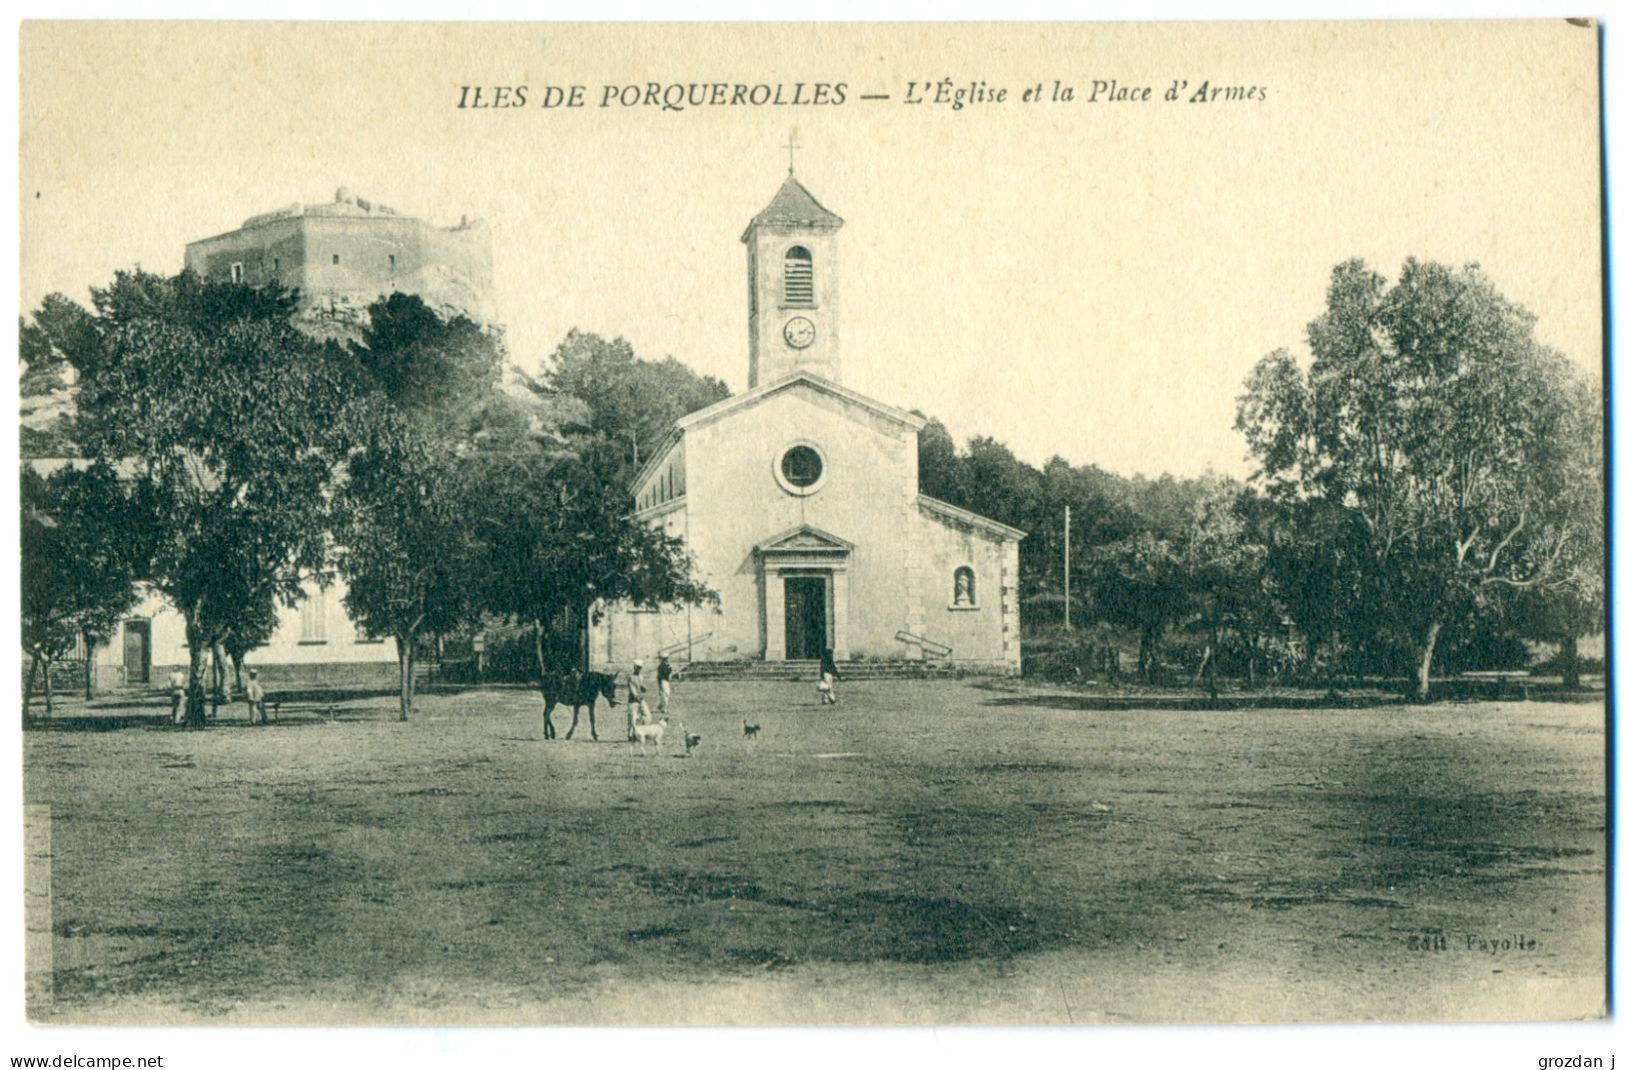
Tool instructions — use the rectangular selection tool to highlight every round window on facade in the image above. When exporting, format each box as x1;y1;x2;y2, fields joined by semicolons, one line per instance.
775;443;826;495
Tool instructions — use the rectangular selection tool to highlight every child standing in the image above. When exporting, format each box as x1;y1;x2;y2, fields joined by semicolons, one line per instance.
244;669;267;724
818;648;840;705
167;668;187;724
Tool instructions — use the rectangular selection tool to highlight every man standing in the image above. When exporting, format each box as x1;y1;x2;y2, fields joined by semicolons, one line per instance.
627;660;651;740
657;654;675;717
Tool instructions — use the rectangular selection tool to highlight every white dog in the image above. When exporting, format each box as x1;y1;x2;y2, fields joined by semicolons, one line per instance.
630;717;670;754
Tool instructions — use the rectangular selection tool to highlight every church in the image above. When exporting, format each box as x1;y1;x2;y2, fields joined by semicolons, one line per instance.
589;173;1024;674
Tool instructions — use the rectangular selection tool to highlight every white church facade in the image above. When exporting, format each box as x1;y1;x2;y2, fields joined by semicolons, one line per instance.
590;175;1024;674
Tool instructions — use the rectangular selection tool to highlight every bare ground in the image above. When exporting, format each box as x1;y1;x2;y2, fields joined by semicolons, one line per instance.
21;679;1607;1025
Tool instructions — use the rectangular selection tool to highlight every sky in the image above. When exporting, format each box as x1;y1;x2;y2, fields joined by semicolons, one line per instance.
18;21;1603;482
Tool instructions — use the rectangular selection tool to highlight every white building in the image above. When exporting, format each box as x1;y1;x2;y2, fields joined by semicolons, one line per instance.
590;174;1024;673
102;577;395;692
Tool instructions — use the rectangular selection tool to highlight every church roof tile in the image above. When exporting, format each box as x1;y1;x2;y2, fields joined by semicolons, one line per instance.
741;175;843;240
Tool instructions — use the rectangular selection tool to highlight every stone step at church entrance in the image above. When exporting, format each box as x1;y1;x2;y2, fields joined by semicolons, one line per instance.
671;660;969;682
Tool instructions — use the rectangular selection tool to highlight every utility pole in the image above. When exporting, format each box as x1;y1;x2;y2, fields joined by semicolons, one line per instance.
1063;504;1072;630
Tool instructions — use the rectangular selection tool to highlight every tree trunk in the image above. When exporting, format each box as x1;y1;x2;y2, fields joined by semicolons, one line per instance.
231;653;246;697
83;629;96;701
1325;628;1342;702
1560;633;1580;689
1409;622;1443;703
24;652;39;713
210;641;230;716
395;632;415;722
406;642;417;719
533;619;547;679
183;618;208;728
580;603;595;671
42;652;54;715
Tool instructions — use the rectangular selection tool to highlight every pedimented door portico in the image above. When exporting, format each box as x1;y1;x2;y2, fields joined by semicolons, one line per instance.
757;524;851;661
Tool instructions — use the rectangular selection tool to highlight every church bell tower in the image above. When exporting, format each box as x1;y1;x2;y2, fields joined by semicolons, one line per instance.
742;170;844;387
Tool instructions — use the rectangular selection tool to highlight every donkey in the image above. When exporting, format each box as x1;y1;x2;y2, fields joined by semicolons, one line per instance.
539;670;619;741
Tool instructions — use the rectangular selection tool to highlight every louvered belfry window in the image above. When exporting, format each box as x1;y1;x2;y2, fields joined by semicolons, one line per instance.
783;246;814;307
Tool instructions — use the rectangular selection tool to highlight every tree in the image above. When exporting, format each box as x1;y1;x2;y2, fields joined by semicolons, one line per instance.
1260;497;1370;690
912;411;1224;634
219;592;278;699
20;293;97;459
1034;455;1147;626
68;271;353;726
950;436;1049;597
20;292;98;380
1180;479;1272;694
333;295;514;719
1237;259;1601;699
463;435;715;674
349;292;504;436
20;479;76;714
957;436;1043;530
1086;531;1187;681
20;463;146;714
336;414;480;720
1506;374;1605;687
539;330;730;483
468;328;725;671
915;415;970;505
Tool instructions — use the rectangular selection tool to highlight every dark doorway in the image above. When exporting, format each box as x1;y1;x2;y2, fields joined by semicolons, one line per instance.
123;620;151;684
783;575;828;660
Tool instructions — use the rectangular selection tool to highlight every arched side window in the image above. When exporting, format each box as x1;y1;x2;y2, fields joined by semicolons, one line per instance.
783;246;814;307
952;566;976;607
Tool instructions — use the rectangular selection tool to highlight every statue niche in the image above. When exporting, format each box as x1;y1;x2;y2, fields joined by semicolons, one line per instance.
953;566;976;607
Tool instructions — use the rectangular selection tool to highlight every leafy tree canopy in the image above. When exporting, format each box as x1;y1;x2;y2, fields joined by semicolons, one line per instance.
539;329;730;483
1236;258;1600;697
67;270;354;724
21;462;149;710
350;293;504;431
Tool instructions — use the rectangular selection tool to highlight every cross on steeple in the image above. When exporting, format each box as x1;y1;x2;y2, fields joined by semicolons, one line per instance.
782;132;800;176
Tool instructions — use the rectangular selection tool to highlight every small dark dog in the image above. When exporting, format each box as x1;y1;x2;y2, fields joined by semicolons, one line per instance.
743;720;761;739
680;723;701;755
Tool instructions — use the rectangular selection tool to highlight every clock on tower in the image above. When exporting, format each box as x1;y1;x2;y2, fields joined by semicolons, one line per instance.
783;316;816;349
742;170;844;387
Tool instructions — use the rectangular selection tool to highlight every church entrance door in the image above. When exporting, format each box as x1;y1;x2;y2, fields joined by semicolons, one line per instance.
783;575;828;660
